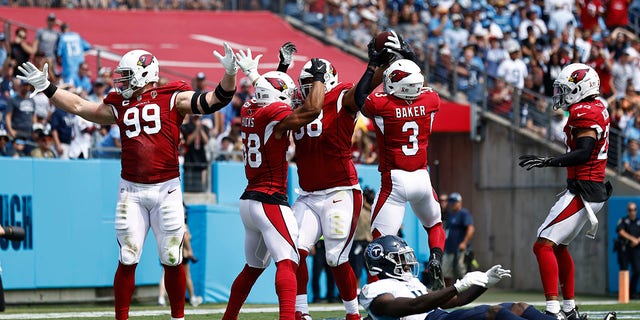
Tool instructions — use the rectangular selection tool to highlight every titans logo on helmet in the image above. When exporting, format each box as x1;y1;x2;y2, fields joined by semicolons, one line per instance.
388;70;411;83
137;54;155;68
568;69;588;83
367;243;384;260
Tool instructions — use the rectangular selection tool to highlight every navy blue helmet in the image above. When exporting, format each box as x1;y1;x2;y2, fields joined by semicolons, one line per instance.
365;235;419;281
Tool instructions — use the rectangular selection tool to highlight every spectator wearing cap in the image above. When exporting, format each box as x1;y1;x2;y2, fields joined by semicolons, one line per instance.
11;138;27;158
441;192;475;286
193;72;207;94
497;42;528;90
56;23;91;84
485;36;508;78
443;13;468;59
5;78;35;141
489;0;513;35
30;127;55;159
87;78;108;103
34;13;60;74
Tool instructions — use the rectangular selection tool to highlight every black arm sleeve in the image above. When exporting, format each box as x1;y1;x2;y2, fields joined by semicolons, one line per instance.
546;136;596;167
277;62;289;73
355;67;375;110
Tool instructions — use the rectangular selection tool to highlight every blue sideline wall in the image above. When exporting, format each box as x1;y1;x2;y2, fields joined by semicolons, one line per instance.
0;158;431;304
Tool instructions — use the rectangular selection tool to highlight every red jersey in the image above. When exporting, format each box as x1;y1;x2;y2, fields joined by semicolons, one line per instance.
104;81;188;184
564;99;610;182
604;0;629;28
240;100;293;195
293;83;359;192
363;87;440;173
579;0;604;30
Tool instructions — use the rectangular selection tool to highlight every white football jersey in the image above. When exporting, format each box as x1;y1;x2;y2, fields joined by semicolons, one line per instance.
359;277;437;320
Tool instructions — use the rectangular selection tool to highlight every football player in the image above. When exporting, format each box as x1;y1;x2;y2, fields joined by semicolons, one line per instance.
221;49;326;320
518;63;612;320
359;235;619;320
17;43;238;320
354;36;447;291
283;34;407;320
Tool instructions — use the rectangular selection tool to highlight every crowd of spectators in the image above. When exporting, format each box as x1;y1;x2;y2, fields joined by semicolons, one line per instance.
281;0;640;182
3;0;640;183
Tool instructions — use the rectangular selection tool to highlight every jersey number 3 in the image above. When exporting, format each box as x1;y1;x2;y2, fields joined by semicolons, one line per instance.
402;121;419;156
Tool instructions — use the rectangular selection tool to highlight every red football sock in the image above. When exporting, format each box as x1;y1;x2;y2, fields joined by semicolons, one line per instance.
222;264;264;320
331;262;358;301
296;249;309;295
533;242;558;298
372;228;382;240
276;259;298;320
163;264;186;319
554;246;575;300
114;263;137;320
426;222;445;252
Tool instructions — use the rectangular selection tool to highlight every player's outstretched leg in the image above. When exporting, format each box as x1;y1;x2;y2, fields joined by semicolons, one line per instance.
222;264;264;320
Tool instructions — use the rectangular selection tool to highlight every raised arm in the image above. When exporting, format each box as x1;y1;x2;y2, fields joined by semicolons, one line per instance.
175;42;237;116
274;58;326;138
17;62;115;124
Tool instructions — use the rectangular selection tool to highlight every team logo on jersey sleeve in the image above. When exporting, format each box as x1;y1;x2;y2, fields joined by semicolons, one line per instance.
388;70;411;82
137;54;155;67
568;69;588;83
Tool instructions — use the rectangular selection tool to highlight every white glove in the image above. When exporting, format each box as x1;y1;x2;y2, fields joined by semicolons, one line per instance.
235;48;262;83
16;62;50;98
485;264;511;288
453;271;489;293
385;30;402;51
213;42;238;76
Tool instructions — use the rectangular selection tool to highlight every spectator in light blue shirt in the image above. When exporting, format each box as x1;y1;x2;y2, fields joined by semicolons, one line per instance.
56;23;91;84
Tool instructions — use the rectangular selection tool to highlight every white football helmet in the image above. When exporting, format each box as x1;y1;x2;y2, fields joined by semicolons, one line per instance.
254;71;297;106
298;58;338;99
383;59;424;100
114;49;160;99
552;63;600;110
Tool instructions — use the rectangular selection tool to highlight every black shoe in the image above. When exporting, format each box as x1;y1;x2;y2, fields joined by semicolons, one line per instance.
602;312;616;320
562;307;588;320
427;258;445;290
545;311;565;320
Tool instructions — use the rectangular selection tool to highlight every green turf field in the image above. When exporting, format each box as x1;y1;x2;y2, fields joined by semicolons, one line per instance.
0;289;637;320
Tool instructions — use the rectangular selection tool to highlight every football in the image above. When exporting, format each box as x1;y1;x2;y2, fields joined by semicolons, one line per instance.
374;31;394;52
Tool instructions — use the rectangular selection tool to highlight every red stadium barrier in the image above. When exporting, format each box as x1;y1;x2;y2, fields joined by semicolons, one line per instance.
1;7;470;132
